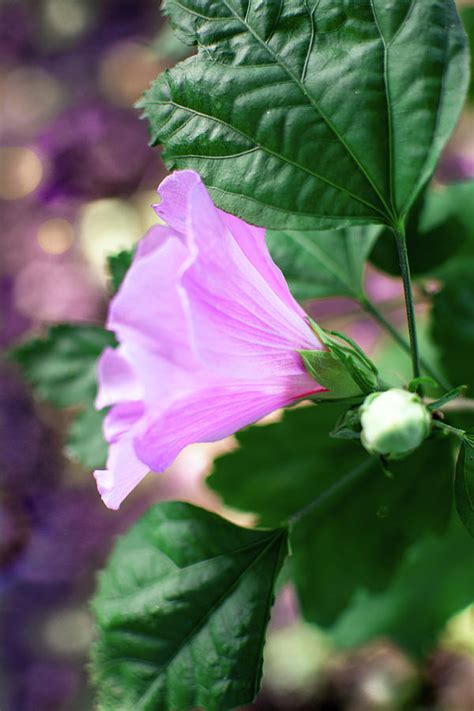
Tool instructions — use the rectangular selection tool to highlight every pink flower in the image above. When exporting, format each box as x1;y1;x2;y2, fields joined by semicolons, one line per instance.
94;170;324;509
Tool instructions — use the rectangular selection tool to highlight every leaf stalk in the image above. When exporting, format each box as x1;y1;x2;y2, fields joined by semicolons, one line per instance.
393;227;422;387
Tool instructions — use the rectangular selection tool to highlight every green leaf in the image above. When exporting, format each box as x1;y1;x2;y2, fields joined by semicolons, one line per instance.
266;225;381;301
140;0;468;230
11;325;115;407
331;515;474;656
11;325;115;469
455;435;474;538
108;249;135;294
66;408;109;471
152;21;192;62
290;436;454;626
370;185;469;276
208;405;454;626
431;258;474;394
372;181;474;277
461;6;474;102
91;502;288;711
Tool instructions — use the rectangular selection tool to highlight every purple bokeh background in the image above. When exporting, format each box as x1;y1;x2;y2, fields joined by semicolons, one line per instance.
1;0;474;709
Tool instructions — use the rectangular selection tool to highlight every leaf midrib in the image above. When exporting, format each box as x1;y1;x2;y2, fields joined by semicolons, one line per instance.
217;0;396;223
129;530;286;710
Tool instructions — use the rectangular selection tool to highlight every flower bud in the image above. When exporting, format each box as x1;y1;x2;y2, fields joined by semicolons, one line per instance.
359;389;431;460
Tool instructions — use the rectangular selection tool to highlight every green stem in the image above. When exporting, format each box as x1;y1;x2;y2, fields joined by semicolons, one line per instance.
359;295;450;391
393;228;422;384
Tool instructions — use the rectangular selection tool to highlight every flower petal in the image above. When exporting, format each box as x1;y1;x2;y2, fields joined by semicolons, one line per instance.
95;435;149;510
157;171;321;377
95;346;142;409
108;225;197;368
95;170;326;508
134;378;321;473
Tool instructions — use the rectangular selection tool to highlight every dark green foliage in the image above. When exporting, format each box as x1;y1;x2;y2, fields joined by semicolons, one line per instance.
67;407;109;471
11;325;115;469
332;515;474;655
370;186;469;276
209;405;454;625
455;435;474;538
431;258;474;394
139;0;468;231
91;502;288;711
108;248;135;293
461;6;474;102
291;437;453;626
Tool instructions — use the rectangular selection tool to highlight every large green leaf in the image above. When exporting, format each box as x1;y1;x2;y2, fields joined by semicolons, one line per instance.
331;515;474;655
11;325;115;469
431;258;474;394
455;435;474;538
91;502;288;711
290;436;453;626
140;0;468;230
208;404;453;626
267;225;381;301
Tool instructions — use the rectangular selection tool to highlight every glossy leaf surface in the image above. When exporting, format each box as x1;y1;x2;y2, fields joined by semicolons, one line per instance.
91;502;287;711
141;0;468;230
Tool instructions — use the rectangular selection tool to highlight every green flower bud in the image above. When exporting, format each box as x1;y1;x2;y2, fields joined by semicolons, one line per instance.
359;389;431;460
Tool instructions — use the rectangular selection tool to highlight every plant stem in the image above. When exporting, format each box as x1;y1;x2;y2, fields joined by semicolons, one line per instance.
359;295;450;390
393;227;422;384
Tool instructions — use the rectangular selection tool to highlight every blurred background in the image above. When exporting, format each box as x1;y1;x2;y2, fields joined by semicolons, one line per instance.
1;0;474;709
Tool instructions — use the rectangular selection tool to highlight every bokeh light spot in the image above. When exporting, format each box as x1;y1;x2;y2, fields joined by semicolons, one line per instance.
0;147;43;200
99;41;161;106
79;198;143;282
44;0;93;40
0;67;64;135
42;607;95;657
37;218;75;254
